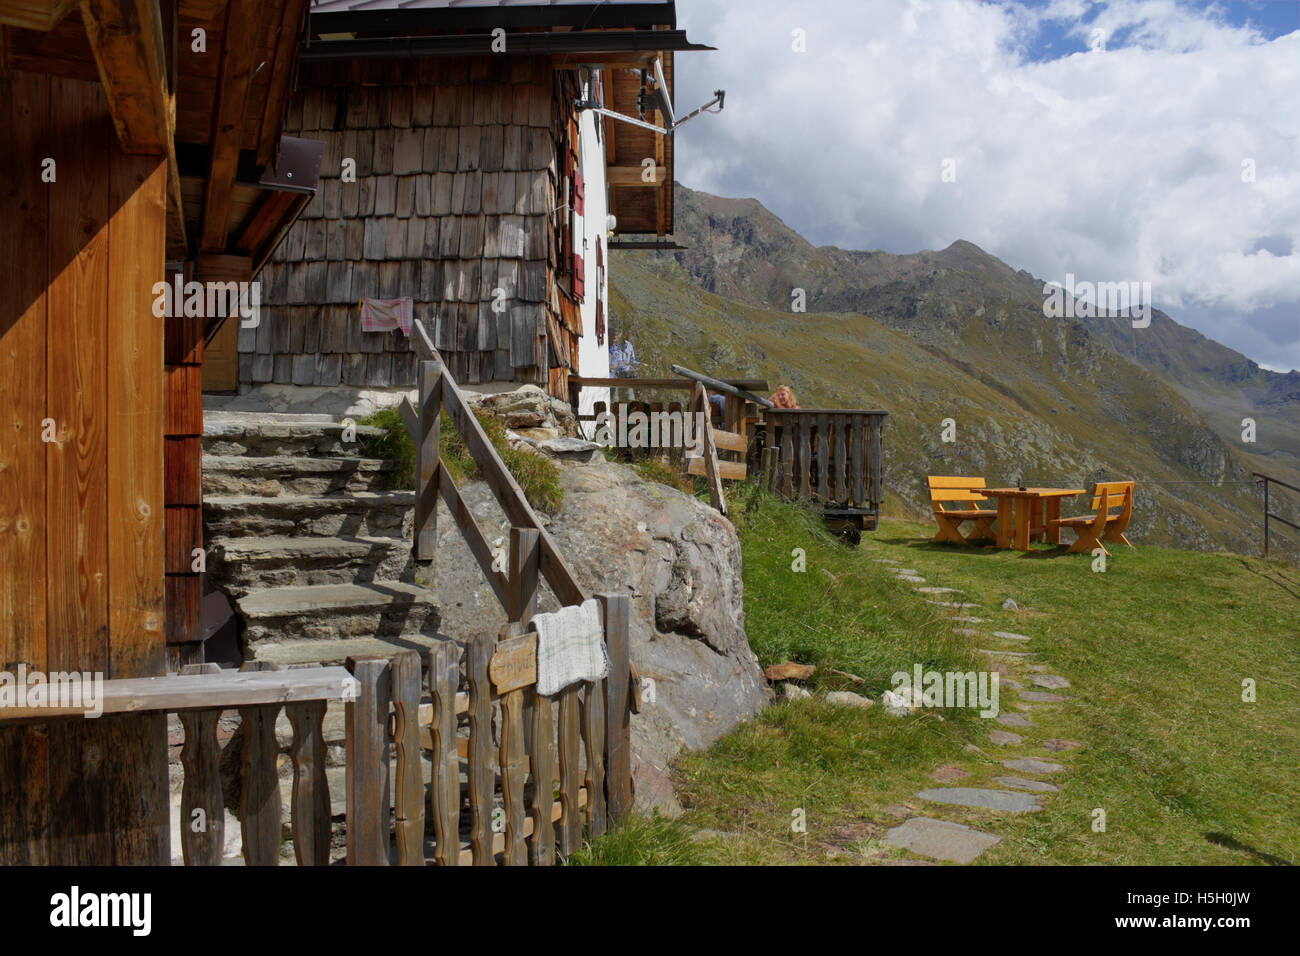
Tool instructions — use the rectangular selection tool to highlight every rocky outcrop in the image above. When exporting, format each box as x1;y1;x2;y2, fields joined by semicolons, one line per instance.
431;441;768;815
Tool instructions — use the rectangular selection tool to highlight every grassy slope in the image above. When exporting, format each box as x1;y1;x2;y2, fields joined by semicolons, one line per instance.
572;487;1300;866
609;253;1285;556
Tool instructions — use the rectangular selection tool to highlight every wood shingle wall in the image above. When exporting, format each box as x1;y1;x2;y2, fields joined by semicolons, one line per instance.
246;56;583;394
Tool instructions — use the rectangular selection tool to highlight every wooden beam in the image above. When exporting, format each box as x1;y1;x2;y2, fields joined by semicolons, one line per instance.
0;0;78;30
608;164;667;187
79;0;170;153
199;0;262;253
254;0;306;167
177;0;225;18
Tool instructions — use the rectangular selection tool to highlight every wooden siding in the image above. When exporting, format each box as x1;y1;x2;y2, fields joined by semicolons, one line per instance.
0;71;168;864
249;56;584;394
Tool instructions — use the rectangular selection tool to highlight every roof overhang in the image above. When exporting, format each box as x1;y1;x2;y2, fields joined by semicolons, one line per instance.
298;27;711;61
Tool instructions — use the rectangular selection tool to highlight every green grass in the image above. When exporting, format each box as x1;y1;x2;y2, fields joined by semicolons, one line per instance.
577;486;1300;865
359;405;563;513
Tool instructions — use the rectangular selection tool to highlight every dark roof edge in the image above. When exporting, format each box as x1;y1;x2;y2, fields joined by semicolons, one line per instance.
309;2;677;37
299;29;712;61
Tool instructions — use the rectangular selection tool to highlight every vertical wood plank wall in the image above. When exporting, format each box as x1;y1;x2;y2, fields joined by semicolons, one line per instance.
0;71;168;864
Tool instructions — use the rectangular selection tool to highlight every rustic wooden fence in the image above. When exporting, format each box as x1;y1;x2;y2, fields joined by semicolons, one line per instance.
764;409;887;531
0;663;358;866
372;319;638;863
345;587;632;866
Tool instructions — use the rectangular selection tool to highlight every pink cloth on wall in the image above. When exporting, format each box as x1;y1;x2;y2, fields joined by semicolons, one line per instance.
360;297;412;336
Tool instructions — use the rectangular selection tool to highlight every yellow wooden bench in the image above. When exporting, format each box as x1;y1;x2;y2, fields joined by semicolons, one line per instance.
927;476;997;545
1047;480;1135;555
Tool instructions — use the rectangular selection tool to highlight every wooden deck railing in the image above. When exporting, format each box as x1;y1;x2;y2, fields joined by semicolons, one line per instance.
0;663;359;866
764;409;887;524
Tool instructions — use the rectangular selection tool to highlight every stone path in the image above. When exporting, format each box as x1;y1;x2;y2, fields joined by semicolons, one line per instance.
884;817;1001;863
869;554;1086;865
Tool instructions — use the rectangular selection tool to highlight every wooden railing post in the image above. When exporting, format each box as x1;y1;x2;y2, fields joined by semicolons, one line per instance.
598;593;632;825
508;527;540;626
286;698;331;866
178;662;224;866
238;661;283;867
427;641;461;866
391;650;425;866
415;356;442;564
345;656;391;866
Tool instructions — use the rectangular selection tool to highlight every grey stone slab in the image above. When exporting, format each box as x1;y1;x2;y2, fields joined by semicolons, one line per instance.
1001;757;1066;774
915;787;1043;813
977;648;1032;657
927;601;980;608
951;616;987;623
1029;674;1071;690
992;776;1060;793
988;730;1023;746
995;713;1033;727
991;630;1031;641
898;575;925;583
890;569;919;575
1042;739;1084;752
1019;690;1068;702
916;587;963;594
884;817;1002;863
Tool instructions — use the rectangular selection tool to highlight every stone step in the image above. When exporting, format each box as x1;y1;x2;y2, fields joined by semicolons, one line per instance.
203;417;387;459
237;582;439;644
208;534;414;594
204;491;414;539
253;632;446;669
202;455;396;497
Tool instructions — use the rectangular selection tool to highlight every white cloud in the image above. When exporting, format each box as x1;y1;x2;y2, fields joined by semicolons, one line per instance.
672;0;1300;370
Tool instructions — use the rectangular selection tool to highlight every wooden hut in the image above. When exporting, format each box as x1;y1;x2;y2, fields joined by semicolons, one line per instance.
210;0;706;408
0;0;317;864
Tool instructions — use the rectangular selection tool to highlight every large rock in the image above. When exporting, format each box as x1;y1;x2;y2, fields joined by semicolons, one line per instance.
430;444;768;815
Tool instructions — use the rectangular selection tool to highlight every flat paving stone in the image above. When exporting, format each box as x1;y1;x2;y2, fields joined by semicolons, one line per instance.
991;630;1032;642
898;575;925;583
1042;739;1084;752
884;817;1002;863
977;648;1032;657
1002;757;1066;774
1000;677;1023;690
1020;690;1068;702
891;569;919;575
1029;674;1071;690
953;628;980;637
992;775;1060;793
995;713;1033;727
915;787;1043;813
950;616;987;623
916;587;963;594
928;765;971;783
927;601;980;608
988;729;1023;746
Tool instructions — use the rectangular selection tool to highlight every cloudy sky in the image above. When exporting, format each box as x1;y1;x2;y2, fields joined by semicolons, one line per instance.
670;0;1300;371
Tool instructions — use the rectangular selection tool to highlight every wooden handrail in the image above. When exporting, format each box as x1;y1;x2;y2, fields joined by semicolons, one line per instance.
405;319;587;609
669;364;773;408
0;665;358;723
570;375;769;391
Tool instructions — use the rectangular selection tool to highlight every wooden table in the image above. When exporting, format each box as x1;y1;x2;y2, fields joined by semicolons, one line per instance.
982;488;1085;551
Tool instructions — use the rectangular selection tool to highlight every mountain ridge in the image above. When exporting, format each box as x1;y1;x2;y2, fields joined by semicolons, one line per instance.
606;184;1299;556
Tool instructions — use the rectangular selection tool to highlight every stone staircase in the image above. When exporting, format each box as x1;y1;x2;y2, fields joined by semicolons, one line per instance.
202;411;442;669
